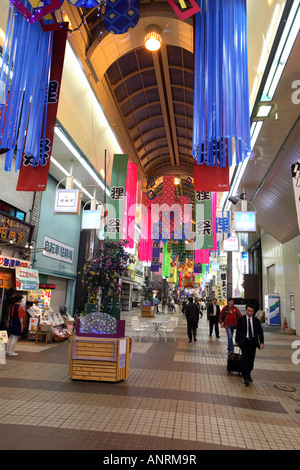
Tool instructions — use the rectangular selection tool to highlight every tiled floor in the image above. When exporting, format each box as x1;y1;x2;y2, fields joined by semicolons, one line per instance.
0;308;300;451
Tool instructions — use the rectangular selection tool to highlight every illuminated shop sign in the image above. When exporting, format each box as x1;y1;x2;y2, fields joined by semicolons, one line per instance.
0;210;33;247
234;211;256;232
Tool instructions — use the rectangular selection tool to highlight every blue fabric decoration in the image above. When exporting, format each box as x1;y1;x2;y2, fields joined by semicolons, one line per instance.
192;0;251;167
68;0;100;7
104;0;140;35
0;3;53;171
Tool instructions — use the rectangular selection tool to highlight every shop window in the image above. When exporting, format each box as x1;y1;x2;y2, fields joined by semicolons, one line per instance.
0;200;26;221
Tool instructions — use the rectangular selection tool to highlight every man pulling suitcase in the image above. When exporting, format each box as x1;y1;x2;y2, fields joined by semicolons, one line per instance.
235;304;264;386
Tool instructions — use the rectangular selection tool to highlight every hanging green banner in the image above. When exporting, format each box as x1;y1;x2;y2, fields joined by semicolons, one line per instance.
162;243;171;278
106;154;129;241
195;191;213;250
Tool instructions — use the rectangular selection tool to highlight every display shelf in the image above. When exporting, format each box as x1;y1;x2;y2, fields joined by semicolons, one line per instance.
69;335;131;382
141;305;155;317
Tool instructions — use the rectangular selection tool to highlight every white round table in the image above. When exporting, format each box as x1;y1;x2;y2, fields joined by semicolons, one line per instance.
148;320;167;339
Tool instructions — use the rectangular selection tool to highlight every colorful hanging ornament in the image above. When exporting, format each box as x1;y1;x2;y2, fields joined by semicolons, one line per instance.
148;175;191;242
167;0;201;20
194;191;214;250
106;154;129;241
138;193;153;262
67;0;102;7
193;162;230;192
104;0;140;34
10;0;63;24
0;5;54;171
193;0;251;167
121;162;138;248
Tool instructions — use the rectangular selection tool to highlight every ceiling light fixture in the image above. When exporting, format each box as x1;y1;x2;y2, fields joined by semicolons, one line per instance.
256;104;273;118
261;0;300;102
144;25;162;52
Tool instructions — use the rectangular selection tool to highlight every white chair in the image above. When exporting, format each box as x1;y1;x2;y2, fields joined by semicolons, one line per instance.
131;316;149;329
159;318;177;342
170;316;179;326
130;319;149;342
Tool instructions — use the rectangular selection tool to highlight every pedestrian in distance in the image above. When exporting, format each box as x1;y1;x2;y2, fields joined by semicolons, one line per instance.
153;297;160;314
6;294;24;357
235;304;264;386
185;297;199;343
207;297;220;338
219;298;242;354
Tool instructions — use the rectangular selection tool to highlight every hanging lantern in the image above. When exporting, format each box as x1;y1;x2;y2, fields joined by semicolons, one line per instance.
104;0;141;35
67;0;103;7
0;6;54;170
10;0;63;24
167;0;201;20
193;0;251;167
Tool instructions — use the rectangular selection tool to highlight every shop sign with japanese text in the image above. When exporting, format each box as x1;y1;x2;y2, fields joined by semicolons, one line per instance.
0;256;32;269
0;211;33;247
43;236;74;264
15;267;39;291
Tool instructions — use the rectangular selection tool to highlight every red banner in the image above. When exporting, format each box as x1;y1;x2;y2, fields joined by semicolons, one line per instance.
193;162;230;192
16;27;68;191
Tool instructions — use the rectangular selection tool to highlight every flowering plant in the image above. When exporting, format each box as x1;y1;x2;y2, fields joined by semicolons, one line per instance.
81;240;135;305
143;280;156;302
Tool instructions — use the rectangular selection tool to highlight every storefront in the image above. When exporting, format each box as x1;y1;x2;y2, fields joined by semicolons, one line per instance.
32;175;82;316
0;208;35;328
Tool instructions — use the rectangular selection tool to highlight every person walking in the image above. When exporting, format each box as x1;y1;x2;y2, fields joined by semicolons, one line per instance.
185;297;199;343
235;304;264;386
6;294;24;357
207;297;220;338
219;298;242;354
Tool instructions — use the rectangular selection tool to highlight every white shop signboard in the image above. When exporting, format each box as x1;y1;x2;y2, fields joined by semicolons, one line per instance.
43;236;74;265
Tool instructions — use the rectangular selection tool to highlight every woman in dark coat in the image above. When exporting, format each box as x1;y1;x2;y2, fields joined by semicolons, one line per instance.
6;294;24;357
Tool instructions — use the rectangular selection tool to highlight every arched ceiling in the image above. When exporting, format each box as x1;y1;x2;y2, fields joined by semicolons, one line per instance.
104;44;194;180
83;2;195;186
57;0;300;245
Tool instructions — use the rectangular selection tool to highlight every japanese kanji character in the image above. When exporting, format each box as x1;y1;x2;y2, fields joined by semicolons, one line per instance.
195;191;211;202
110;186;125;200
216;217;230;233
196;220;212;236
107;218;121;233
17;232;25;244
0;227;7;239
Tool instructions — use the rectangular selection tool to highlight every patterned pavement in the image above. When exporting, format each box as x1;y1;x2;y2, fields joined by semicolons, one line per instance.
0;308;300;452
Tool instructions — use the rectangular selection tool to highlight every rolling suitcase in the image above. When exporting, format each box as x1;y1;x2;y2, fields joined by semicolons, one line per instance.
227;347;242;374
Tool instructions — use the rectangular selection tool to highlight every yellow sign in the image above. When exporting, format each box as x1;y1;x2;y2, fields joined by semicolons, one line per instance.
0;272;14;289
0;331;8;343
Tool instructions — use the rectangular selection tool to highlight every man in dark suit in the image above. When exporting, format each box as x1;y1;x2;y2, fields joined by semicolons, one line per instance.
207;297;220;338
185;297;199;343
235;304;264;386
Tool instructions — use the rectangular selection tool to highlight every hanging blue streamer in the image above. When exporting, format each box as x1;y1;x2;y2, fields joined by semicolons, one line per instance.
0;3;53;171
192;0;251;168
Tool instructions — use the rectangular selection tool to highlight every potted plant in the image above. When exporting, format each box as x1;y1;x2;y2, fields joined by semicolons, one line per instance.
80;240;135;318
142;280;156;306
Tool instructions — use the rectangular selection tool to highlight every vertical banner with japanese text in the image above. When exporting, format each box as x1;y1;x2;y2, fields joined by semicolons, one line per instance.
151;241;160;273
195;191;213;250
16;27;68;191
106;154;129;241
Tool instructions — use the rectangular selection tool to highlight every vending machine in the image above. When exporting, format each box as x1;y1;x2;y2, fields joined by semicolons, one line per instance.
264;295;280;325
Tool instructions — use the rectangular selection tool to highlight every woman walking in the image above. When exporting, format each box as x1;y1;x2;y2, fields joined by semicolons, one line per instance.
7;294;24;357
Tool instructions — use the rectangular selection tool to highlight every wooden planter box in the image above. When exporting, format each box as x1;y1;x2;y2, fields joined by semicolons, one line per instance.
69;335;131;382
141;306;155;317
